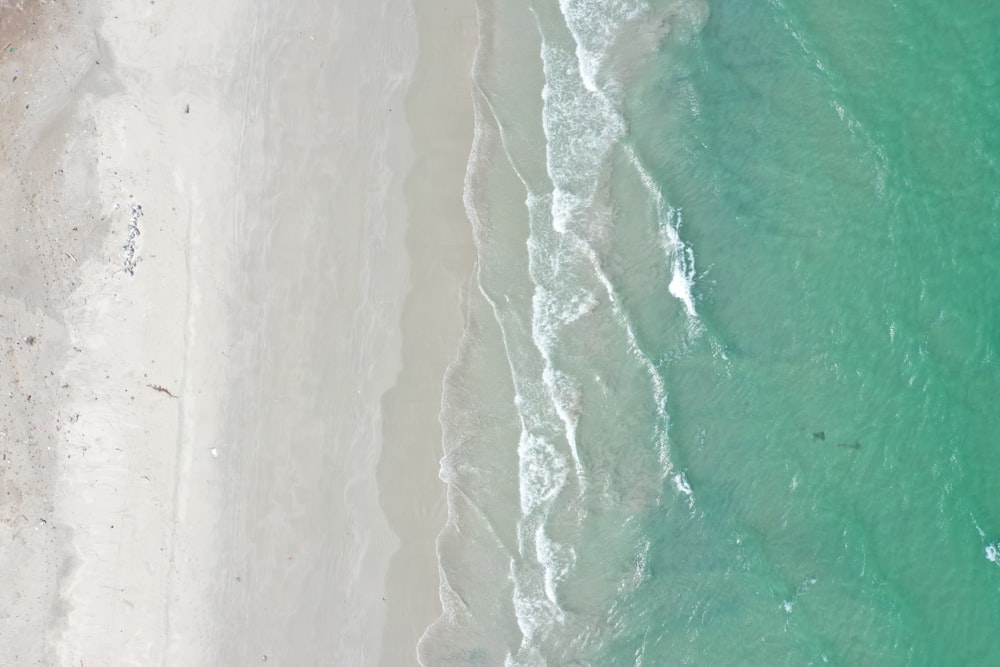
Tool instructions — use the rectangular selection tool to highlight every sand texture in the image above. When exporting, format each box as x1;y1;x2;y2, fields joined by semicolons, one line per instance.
0;0;474;664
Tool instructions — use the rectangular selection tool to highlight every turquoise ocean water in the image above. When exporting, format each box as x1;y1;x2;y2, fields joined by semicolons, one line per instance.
419;1;1000;664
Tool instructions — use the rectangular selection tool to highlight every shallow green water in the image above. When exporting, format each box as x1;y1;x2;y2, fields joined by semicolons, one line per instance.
421;1;1000;664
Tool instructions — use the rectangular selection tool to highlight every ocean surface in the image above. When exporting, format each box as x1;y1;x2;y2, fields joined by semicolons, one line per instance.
419;0;1000;664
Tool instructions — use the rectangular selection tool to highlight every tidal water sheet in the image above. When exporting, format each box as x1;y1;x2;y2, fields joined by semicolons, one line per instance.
421;0;1000;664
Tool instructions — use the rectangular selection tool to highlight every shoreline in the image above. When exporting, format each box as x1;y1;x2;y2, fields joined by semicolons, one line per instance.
378;0;479;661
0;0;477;664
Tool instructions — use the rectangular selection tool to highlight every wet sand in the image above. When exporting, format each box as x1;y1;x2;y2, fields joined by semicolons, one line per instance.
0;0;474;664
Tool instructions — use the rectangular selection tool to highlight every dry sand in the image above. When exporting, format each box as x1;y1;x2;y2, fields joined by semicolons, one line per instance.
0;0;475;664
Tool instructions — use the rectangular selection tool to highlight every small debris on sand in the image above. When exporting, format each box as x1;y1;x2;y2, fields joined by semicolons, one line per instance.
146;383;177;398
122;203;143;275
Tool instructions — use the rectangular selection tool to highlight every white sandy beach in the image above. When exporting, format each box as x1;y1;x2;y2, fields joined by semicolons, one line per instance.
0;0;474;664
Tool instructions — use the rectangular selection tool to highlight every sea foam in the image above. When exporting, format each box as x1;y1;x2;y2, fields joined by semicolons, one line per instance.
427;0;712;663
